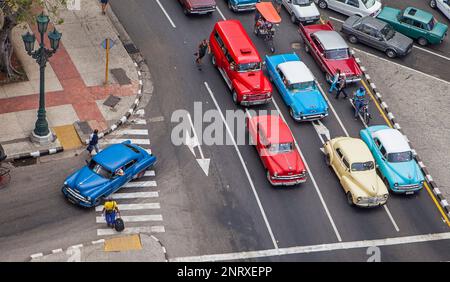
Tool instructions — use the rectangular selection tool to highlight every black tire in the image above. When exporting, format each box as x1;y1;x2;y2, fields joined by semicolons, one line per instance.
289;107;296;120
304;43;310;53
348;35;358;44
430;0;437;9
347;192;355;206
94;195;106;207
324;153;331;167
418;37;428;46
232;90;239;105
183;9;189;16
291;14;297;24
364;112;370;125
318;0;328;9
383;178;391;192
211;54;216;66
385;49;397;58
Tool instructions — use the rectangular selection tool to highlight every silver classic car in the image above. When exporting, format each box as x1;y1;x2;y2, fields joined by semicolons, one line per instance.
341;15;414;58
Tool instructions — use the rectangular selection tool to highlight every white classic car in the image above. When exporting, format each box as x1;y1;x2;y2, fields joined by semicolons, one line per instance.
314;0;382;17
282;0;321;24
430;0;450;20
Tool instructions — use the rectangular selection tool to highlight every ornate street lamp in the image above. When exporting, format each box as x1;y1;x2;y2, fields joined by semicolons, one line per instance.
22;13;62;144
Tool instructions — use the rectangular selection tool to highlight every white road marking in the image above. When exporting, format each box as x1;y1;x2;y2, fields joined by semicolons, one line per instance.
102;138;150;145
204;82;279;249
109;192;159;199
170;231;450;262
144;170;156;177
383;205;400;232
145;149;152;155
96;215;163;223
123;181;157;188
156;0;176;28
95;203;160;212
111;129;149;136
271;98;342;242
97;226;165;236
186;112;210;176
132;119;147;125
216;6;227;21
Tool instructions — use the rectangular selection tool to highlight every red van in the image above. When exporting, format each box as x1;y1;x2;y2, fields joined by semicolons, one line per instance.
209;20;272;106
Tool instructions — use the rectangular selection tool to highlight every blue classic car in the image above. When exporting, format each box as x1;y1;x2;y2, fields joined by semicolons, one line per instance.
62;141;157;207
227;0;261;12
360;125;424;194
265;53;328;121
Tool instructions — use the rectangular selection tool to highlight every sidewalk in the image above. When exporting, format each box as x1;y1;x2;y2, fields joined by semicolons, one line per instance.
0;0;141;160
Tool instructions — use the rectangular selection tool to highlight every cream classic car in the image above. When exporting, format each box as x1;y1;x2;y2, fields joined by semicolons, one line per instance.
323;137;389;207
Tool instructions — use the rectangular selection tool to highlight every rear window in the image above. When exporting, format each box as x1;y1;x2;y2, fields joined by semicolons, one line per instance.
326;48;349;60
124;144;141;154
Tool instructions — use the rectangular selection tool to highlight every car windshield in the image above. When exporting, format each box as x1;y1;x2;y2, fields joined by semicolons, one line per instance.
388;151;413;163
351;161;375;171
238;62;261;72
289;81;316;92
88;160;113;179
268;142;293;154
362;0;376;9
380;24;395;40
325;48;349;60
427;18;436;31
293;0;312;6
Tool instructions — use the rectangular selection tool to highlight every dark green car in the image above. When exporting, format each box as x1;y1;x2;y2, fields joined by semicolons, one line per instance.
376;6;448;46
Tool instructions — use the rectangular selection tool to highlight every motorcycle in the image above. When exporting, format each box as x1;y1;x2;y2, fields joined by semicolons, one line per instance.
253;2;281;53
350;96;371;125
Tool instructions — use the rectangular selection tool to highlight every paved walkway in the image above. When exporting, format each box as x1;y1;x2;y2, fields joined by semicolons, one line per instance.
0;0;139;158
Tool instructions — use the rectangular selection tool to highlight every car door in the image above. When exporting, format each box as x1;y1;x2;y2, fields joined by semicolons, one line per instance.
282;0;293;13
333;147;345;178
356;23;375;45
441;0;450;19
310;35;327;71
275;68;293;106
345;0;361;16
329;0;348;15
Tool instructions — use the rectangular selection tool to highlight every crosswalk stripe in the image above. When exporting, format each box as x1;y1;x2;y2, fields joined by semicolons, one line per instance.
124;181;157;188
109;192;159;199
97;226;165;236
101;139;150;145
111;129;149;136
133;119;147;125
96;215;163;223
95;203;160;211
144;170;155;177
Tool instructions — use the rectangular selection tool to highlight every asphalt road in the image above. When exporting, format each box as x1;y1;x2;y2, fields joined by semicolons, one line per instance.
108;0;450;261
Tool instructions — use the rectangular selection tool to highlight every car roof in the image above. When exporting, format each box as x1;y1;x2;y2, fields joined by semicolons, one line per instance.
93;143;140;172
313;30;348;50
372;128;411;154
251;115;293;144
278;61;315;84
334;137;373;163
403;7;433;23
359;16;388;31
215;20;260;64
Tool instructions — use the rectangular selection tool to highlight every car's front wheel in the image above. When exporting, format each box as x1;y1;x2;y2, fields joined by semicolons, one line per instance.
232;90;239;105
211;54;216;66
318;0;328;9
291;14;297;24
304;43;310;53
324;153;331;167
385;49;397;58
430;0;437;8
348;35;358;44
289;107;296;120
346;192;355;206
418;37;428;46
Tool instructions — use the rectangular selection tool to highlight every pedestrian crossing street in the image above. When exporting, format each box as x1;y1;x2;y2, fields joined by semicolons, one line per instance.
95;111;164;237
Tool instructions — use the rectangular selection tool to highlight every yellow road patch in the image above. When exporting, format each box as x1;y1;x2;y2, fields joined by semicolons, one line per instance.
104;234;142;252
53;124;82;150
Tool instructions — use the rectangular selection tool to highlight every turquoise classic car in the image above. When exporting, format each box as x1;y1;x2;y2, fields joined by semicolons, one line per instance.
227;0;261;12
376;6;448;46
265;53;328;121
360;125;424;194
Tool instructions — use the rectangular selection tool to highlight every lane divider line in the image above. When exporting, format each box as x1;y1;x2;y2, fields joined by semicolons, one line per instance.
156;0;176;28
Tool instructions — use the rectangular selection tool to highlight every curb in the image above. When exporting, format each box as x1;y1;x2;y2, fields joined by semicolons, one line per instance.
353;53;450;220
28;235;168;262
5;146;64;162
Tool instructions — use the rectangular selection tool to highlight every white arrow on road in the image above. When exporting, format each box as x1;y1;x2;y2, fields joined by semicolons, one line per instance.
185;113;210;176
312;119;331;145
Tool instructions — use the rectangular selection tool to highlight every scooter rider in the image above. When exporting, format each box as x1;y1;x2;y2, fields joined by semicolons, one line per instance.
353;86;367;119
102;197;120;228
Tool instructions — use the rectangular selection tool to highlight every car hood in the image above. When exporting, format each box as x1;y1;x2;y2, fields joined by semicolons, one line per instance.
432;22;448;38
351;171;383;197
67;167;109;195
234;71;270;93
292;3;320;18
386;160;424;185
265;151;304;175
386;32;413;51
291;90;327;114
188;0;216;7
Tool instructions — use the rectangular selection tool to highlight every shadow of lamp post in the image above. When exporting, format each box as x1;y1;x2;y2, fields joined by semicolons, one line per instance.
22;12;62;145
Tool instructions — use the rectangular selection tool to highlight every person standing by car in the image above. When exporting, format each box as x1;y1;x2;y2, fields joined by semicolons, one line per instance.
195;39;211;71
329;69;341;93
102;198;120;228
87;129;100;155
353;86;367;119
335;73;348;99
273;0;282;13
100;0;109;15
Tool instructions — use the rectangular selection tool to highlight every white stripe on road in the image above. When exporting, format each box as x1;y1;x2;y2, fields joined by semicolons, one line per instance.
96;215;163;223
204;82;279;250
111;129;149;136
383;205;400;232
144;170;155;177
216;7;227;21
271;98;342;242
109;192;159;199
97;226;165;236
101;139;150;145
156;0;176;28
123;181;157;188
170;231;450;262
95;203;160;212
132;119;147;125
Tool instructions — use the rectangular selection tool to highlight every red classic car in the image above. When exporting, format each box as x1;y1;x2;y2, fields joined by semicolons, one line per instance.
210;20;272;106
299;22;362;84
178;0;216;15
247;114;307;186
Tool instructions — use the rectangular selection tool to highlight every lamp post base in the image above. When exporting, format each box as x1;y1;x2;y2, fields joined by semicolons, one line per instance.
30;130;55;145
